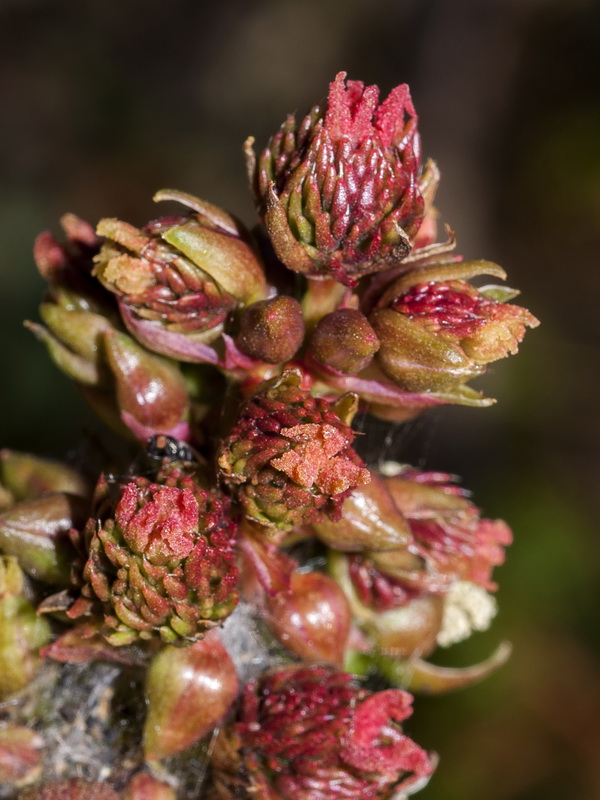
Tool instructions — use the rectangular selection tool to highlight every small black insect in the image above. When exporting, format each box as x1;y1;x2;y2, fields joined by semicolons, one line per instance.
145;434;195;464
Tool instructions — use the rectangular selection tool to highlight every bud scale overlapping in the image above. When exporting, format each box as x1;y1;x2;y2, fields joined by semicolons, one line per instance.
69;470;239;645
218;370;370;530
210;665;434;799
249;72;428;285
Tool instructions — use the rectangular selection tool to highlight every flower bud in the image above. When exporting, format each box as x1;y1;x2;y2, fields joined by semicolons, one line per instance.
248;72;428;285
384;467;512;590
69;473;239;645
218;370;370;530
0;557;51;697
0;493;84;585
33;213;100;281
235;296;305;363
370;306;477;392
239;532;351;666
19;779;120;800
312;473;412;551
370;261;539;393
0;723;43;787
328;550;444;658
309;308;380;374
103;329;190;442
25;300;114;388
28;248;191;441
123;773;176;800
267;570;352;666
94;189;266;362
210;665;434;799
143;632;239;761
0;450;88;504
28;215;118;387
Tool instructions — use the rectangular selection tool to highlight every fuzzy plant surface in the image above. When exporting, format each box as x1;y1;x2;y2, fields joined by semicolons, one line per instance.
0;72;538;799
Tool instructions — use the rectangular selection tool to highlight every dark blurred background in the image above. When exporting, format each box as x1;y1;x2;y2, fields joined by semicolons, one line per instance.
1;0;599;797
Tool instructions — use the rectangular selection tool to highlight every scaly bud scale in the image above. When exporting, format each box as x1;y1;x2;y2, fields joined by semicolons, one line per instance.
72;473;239;644
211;666;434;799
252;72;425;284
219;372;370;530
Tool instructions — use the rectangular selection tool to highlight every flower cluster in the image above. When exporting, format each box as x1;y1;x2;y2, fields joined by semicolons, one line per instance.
0;71;538;798
210;665;434;799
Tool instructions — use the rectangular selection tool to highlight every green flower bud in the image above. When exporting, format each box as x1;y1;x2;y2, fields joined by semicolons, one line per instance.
312;473;412;551
0;450;88;505
143;632;238;761
236;296;305;364
0;493;84;585
309;308;380;374
25;304;113;388
0;557;51;698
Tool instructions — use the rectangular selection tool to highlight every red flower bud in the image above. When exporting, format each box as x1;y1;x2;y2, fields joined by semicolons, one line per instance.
370;261;539;394
94;190;266;362
218;369;370;530
249;72;429;285
269;570;352;666
239;532;351;666
103;329;191;442
385;467;512;591
210;665;434;799
70;472;239;645
143;631;239;761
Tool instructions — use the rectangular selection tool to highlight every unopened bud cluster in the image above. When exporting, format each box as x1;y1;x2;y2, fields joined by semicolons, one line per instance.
0;71;538;798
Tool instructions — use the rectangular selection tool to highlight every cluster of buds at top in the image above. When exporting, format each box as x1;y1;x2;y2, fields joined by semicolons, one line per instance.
26;71;539;433
5;71;540;798
247;71;428;285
